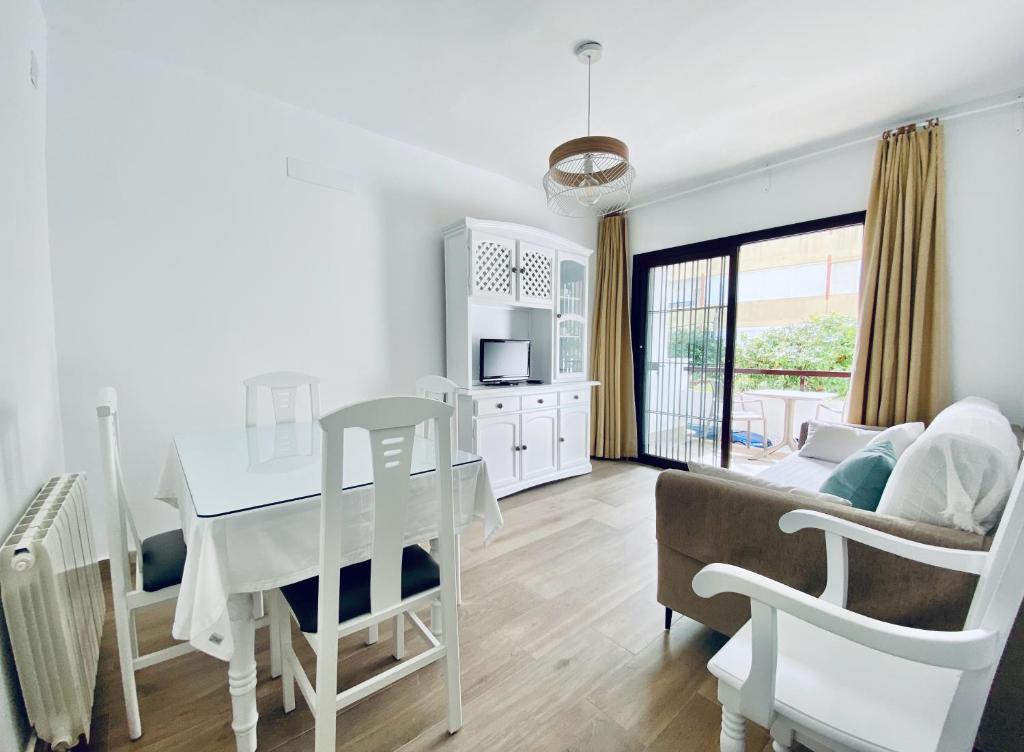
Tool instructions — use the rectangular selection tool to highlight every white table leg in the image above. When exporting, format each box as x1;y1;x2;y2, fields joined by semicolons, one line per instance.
429;538;442;636
783;398;797;450
228;593;258;752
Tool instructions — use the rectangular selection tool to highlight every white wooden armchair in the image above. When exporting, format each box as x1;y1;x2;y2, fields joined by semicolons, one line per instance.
693;462;1024;751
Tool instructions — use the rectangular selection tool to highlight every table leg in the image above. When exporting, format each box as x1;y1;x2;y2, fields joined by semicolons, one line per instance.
783;399;797;450
228;593;258;752
429;538;442;636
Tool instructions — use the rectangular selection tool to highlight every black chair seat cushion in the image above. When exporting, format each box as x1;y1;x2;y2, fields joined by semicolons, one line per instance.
281;545;440;633
140;528;187;592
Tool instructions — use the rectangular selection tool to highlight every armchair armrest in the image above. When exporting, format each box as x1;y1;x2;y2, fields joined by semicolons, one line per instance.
780;510;988;574
693;563;999;671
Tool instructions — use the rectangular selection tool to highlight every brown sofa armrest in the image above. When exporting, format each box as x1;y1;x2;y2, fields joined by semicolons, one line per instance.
655;468;987;630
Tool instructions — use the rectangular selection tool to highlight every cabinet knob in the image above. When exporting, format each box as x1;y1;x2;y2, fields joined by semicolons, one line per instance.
522;444;528;451
496;403;503;409
560;437;565;443
573;395;579;400
556;313;562;319
537;398;544;404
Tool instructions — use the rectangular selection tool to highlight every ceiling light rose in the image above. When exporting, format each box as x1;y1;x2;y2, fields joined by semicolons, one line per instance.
544;41;635;218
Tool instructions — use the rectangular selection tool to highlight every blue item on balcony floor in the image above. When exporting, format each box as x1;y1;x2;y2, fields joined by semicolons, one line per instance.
688;423;774;449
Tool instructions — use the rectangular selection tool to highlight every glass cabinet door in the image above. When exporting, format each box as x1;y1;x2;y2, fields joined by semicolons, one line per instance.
556;255;587;379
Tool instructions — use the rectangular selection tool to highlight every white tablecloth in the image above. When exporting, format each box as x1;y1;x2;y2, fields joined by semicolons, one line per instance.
155;445;502;661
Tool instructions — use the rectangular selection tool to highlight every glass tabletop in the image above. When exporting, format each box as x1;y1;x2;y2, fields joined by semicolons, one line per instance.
174;423;480;518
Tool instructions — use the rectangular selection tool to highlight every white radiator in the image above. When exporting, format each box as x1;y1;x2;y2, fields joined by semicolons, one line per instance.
1;474;105;749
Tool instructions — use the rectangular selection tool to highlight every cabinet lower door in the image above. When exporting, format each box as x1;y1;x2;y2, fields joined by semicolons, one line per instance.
520;409;558;481
475;415;519;491
558;406;590;469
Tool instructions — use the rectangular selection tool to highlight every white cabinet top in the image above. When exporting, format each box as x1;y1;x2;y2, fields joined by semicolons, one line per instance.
461;380;598;398
443;217;593;257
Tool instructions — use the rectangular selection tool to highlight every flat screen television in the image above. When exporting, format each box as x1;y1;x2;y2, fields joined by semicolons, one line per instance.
479;339;531;384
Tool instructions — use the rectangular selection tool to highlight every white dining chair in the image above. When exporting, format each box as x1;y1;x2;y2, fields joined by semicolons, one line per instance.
731;395;769;459
270;396;463;752
244;371;320;426
244;371;324;668
815;399;846;423
416;375;465;605
693;461;1024;752
96;388;194;740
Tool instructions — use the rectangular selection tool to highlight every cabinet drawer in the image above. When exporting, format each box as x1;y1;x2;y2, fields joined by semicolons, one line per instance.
522;392;557;410
559;388;590;405
475;396;520;416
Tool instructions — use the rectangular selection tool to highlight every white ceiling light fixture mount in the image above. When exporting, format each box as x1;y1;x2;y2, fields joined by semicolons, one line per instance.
543;41;635;218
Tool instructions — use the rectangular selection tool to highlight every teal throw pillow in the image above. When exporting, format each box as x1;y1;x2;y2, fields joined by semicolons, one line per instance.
819;440;897;511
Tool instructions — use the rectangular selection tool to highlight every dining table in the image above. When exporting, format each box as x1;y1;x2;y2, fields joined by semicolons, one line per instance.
743;388;836;453
154;421;502;752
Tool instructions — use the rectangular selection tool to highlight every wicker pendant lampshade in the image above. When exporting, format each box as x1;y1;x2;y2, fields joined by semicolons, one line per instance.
543;42;635;217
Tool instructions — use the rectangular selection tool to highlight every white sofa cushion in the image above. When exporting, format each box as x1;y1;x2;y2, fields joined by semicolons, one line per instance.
876;397;1021;533
867;422;925;458
689;461;852;507
798;422;879;463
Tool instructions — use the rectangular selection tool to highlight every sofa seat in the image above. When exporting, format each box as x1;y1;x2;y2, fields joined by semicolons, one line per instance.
756;452;836;490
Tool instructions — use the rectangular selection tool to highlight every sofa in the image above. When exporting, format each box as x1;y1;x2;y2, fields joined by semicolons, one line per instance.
656;409;1023;752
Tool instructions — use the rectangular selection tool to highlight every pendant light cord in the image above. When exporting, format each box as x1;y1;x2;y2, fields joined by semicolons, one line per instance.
586;59;592;137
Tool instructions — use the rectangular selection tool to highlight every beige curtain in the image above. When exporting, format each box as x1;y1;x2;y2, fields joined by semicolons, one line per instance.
848;122;948;426
590;213;638;458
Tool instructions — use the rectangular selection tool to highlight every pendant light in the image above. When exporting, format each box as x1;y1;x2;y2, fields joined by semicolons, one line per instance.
543;41;635;217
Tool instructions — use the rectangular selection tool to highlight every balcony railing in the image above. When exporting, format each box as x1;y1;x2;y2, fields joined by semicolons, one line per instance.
734;367;851;391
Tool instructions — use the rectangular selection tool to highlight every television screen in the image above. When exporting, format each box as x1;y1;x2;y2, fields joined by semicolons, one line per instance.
480;339;531;382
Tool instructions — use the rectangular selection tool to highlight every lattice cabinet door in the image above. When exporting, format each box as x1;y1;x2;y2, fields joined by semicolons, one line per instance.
516;244;555;307
470;232;516;302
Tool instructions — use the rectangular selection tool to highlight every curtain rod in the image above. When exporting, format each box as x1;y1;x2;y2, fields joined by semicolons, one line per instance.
625;94;1023;213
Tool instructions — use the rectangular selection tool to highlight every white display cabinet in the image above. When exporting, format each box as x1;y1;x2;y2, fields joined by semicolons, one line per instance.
443;218;598;497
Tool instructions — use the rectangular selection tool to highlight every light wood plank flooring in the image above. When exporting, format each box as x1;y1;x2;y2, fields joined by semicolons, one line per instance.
60;460;783;752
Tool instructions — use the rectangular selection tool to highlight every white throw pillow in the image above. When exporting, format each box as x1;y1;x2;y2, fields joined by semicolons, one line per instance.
876;398;1021;533
798;422;879;463
688;462;852;507
867;422;925;458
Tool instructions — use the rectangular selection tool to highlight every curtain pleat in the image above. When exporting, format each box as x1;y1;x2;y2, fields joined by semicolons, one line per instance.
589;214;638;458
848;124;948;425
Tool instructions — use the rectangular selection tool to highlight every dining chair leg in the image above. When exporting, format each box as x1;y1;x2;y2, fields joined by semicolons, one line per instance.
366;624;379;645
313;628;339;752
441;591;462;733
267;590;282;678
277;595;296;714
429;538;443;636
113;597;142;740
664;607;672;630
771;741;792;751
455;533;464;605
393;613;405;660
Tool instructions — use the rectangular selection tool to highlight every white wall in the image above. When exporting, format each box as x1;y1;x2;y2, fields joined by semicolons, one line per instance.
45;34;595;555
630;106;1024;424
0;1;64;749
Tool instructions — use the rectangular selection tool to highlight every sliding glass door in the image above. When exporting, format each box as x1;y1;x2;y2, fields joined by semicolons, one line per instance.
631;212;867;471
632;247;737;467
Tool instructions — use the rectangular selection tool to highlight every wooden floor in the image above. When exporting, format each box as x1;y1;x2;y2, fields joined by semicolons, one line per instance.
64;460;782;752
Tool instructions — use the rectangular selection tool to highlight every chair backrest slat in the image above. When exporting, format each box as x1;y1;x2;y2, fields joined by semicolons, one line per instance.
317;396;456;631
244;371;320;427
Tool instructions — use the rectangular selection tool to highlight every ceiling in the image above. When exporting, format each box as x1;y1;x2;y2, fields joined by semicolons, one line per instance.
42;0;1024;202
